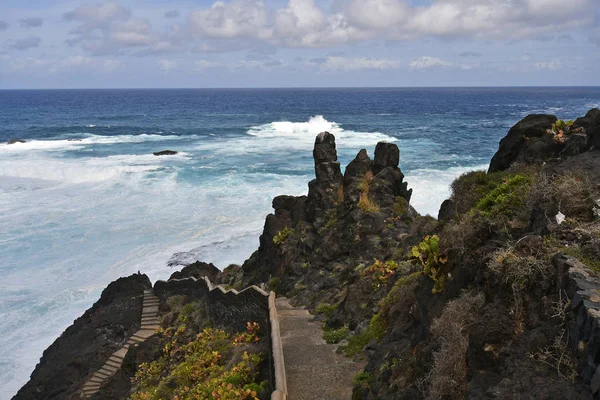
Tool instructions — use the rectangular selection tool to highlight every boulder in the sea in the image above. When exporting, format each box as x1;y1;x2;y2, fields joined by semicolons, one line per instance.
7;139;26;144
488;114;557;172
153;150;178;156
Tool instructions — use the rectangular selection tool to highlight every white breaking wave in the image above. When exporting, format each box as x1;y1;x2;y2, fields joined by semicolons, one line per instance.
246;115;396;149
0;152;191;184
407;164;489;216
0;134;186;153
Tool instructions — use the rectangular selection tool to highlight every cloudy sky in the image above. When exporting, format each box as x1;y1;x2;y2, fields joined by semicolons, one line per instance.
0;0;599;88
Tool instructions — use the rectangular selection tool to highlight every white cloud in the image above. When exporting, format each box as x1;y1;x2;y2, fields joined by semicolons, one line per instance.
188;0;272;40
320;56;401;71
0;21;8;31
63;2;131;26
409;56;450;70
59;0;600;56
159;59;177;73
534;60;561;71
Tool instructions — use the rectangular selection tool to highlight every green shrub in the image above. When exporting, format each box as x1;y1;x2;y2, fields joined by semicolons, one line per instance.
411;235;449;294
393;196;409;216
130;320;265;400
352;372;372;389
315;302;339;317
361;258;399;289
342;313;389;357
476;174;533;220
323;325;350;344
267;277;281;293
378;271;420;311
273;226;293;245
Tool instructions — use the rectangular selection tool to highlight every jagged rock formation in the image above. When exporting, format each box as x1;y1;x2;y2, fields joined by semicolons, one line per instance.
16;108;600;400
14;274;150;400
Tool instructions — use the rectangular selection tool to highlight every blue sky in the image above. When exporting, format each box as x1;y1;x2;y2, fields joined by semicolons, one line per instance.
0;0;599;88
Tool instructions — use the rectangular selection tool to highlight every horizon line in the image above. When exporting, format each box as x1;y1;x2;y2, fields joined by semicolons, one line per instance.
1;85;599;91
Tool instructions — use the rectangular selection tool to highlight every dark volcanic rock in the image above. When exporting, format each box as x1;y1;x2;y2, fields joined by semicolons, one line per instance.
7;139;26;144
374;142;400;171
14;274;150;400
438;199;455;222
573;108;600;150
169;261;220;281
313;131;337;163
561;133;590;157
488;114;557;172
307;133;343;223
153;150;178;156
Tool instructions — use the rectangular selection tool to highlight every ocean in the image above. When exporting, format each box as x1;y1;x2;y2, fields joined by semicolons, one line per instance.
0;87;599;397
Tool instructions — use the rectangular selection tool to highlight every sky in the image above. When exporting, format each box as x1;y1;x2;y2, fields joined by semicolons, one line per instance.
0;0;599;88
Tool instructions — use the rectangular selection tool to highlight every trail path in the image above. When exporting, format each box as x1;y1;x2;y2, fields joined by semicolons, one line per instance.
276;297;365;400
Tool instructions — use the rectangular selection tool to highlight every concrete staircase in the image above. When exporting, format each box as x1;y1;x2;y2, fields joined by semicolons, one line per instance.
81;289;160;398
276;297;365;400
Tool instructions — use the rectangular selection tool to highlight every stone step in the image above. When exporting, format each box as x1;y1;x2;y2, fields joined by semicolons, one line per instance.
89;376;104;384
105;359;121;368
100;364;118;373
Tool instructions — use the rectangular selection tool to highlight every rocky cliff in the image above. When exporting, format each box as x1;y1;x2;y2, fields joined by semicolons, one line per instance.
15;108;600;400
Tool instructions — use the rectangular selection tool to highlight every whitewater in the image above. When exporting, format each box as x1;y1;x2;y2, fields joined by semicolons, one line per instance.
1;87;598;398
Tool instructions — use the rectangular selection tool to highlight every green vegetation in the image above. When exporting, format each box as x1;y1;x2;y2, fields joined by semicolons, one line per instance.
130;307;266;400
411;235;449;294
267;277;281;293
548;119;575;143
393;196;409;216
476;174;533;220
273;226;293;245
319;206;341;234
361;259;399;289
342;313;389;357
378;271;420;312
323;325;350;344
352;372;372;389
315;302;339;318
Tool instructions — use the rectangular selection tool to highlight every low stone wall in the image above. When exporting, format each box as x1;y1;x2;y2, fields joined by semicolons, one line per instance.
556;254;600;398
153;275;288;400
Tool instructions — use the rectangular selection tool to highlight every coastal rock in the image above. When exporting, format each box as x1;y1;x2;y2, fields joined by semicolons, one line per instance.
488;114;557;172
438;199;456;222
374;142;400;171
313;131;337;163
307;133;343;223
13;273;150;400
573;108;600;149
153;150;177;156
561;133;589;157
7;139;26;144
169;261;220;281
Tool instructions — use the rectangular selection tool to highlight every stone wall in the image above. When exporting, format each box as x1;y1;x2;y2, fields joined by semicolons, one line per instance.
556;254;600;398
153;275;287;399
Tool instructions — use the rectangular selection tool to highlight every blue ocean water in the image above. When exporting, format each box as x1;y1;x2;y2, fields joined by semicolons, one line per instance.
0;87;599;397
